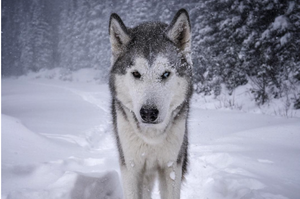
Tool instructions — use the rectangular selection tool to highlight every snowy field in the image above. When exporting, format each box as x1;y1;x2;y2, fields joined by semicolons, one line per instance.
2;74;300;199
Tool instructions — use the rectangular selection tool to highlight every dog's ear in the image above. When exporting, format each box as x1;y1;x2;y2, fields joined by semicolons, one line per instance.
167;9;191;52
109;13;130;60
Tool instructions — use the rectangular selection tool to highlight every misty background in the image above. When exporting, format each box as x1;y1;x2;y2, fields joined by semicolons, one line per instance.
2;0;300;107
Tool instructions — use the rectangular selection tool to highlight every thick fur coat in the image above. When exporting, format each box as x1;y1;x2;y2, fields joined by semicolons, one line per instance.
109;9;193;199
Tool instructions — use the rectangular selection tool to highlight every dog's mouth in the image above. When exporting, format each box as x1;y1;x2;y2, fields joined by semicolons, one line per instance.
142;121;159;124
141;120;162;126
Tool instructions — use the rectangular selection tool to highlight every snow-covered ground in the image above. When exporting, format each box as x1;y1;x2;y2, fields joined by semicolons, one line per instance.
2;73;300;199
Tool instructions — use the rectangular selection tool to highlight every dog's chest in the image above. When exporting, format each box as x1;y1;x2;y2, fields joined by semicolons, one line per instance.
117;113;185;170
123;136;181;171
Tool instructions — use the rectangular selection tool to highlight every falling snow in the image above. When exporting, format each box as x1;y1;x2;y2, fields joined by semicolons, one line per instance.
170;172;176;181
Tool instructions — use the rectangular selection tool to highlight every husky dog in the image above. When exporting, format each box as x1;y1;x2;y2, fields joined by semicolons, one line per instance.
109;8;192;199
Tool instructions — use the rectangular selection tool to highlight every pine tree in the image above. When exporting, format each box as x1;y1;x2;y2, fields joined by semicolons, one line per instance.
71;0;90;70
30;0;54;72
240;0;300;104
86;0;111;80
57;0;76;71
2;0;25;75
193;0;248;95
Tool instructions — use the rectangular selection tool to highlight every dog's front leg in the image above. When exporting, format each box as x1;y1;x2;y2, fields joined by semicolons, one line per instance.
120;165;142;199
159;164;182;199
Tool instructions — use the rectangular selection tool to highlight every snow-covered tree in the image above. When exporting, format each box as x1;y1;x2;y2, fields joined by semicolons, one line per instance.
193;0;248;95
240;0;300;104
192;0;300;106
29;0;54;72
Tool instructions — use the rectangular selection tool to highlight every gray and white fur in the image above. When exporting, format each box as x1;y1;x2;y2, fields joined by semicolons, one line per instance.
109;9;193;199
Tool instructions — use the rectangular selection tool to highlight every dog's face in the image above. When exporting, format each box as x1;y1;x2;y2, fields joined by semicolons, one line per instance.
113;55;188;126
109;9;192;142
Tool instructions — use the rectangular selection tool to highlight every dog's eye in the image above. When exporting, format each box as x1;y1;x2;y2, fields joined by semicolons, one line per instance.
161;71;171;79
132;71;141;79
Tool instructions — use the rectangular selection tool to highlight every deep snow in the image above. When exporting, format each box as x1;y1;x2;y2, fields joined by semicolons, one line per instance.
1;76;300;199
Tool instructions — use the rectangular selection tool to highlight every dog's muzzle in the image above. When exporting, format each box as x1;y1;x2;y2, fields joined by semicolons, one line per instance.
140;105;159;123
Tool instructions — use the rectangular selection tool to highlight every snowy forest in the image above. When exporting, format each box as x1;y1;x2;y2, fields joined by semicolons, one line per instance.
2;0;300;107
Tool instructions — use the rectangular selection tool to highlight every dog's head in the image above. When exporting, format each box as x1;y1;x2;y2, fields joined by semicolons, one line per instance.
109;9;192;142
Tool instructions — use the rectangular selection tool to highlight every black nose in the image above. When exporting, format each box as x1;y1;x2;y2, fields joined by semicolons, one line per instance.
140;106;159;123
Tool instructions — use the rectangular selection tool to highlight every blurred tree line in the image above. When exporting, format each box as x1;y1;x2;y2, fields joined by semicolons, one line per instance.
2;0;300;107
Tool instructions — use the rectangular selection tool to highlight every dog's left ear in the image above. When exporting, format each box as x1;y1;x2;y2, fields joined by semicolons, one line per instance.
167;9;191;52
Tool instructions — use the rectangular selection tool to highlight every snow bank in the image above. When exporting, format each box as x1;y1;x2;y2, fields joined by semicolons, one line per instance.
19;68;105;84
5;171;122;199
193;83;300;118
184;108;300;199
2;78;121;198
2;114;122;199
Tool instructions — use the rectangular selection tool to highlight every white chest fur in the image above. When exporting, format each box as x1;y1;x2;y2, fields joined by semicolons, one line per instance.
116;106;186;171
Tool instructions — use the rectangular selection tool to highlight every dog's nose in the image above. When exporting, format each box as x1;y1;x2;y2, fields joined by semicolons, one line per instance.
140;106;159;123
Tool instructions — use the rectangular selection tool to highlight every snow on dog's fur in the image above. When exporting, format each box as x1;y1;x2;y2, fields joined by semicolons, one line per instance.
109;9;193;199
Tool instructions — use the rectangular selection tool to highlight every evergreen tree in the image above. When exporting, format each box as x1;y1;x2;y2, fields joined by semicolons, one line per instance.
30;0;54;72
193;0;248;95
86;0;111;80
240;0;300;104
2;0;25;75
57;0;76;71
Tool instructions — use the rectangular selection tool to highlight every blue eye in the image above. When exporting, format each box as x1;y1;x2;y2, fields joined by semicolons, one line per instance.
161;71;171;79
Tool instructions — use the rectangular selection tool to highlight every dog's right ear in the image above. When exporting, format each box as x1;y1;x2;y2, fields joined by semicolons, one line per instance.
167;9;191;53
109;13;130;60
